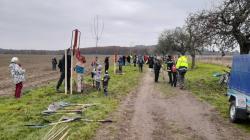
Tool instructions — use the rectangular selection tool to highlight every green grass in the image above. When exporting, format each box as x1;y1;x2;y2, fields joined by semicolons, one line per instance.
186;63;250;131
0;66;142;140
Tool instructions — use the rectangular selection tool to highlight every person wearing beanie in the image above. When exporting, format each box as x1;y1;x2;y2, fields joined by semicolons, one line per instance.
138;55;144;72
154;58;162;82
51;57;57;71
118;56;123;73
91;68;96;88
95;64;102;91
166;55;174;84
102;71;110;96
104;56;109;72
9;57;26;98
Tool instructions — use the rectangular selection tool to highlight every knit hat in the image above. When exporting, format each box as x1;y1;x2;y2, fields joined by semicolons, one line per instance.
11;57;19;63
97;65;102;70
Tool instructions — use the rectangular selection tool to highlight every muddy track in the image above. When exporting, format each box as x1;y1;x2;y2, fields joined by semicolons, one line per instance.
93;70;250;140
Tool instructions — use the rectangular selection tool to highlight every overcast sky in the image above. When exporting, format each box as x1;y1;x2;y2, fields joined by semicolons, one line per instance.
0;0;217;50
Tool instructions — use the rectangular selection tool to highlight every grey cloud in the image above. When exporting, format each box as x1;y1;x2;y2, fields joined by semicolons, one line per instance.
0;0;213;50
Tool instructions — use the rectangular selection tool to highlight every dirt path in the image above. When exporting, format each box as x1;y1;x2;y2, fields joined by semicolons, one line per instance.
93;70;250;140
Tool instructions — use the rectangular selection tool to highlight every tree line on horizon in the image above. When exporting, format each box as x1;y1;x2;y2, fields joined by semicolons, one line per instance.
0;45;155;55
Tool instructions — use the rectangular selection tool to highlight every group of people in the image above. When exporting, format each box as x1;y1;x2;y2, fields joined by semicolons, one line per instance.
152;53;188;89
8;52;188;99
56;54;111;96
116;54;147;73
90;56;110;96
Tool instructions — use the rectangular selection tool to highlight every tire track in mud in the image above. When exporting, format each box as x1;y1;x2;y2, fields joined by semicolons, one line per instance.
93;70;250;140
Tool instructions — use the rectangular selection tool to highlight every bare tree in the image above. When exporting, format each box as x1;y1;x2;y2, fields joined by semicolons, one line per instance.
92;15;104;55
195;0;250;54
157;29;175;55
185;14;209;69
157;25;205;69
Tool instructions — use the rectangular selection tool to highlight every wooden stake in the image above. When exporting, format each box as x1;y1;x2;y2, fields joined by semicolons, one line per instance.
59;129;70;140
114;54;116;74
44;117;64;140
48;126;68;140
70;48;73;95
65;49;67;95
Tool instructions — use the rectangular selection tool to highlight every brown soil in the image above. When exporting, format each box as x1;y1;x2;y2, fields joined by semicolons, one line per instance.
0;54;60;96
93;70;250;140
0;54;104;96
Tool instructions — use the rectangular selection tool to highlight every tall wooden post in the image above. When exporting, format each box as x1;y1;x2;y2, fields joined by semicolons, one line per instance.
114;54;116;74
70;29;80;95
65;49;67;95
70;48;73;95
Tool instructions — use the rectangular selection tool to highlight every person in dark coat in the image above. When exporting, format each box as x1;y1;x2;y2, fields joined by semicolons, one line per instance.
102;71;110;96
171;60;177;87
122;55;126;66
52;57;57;71
148;56;154;70
104;56;109;72
133;55;137;67
56;49;71;92
127;55;131;64
166;55;174;84
138;56;144;72
154;58;162;82
118;56;123;73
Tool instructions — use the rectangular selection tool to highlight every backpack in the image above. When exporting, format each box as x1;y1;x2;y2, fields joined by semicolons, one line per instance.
178;66;187;74
138;58;143;64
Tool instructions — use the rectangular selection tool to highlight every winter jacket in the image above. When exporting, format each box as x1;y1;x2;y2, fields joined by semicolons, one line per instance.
176;56;188;69
9;63;25;84
118;57;123;66
58;55;71;73
138;57;144;65
75;62;85;74
52;58;57;65
94;65;102;82
166;58;174;72
127;56;131;63
104;57;109;70
133;56;137;63
102;73;110;87
154;61;162;71
95;70;102;82
148;57;154;68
